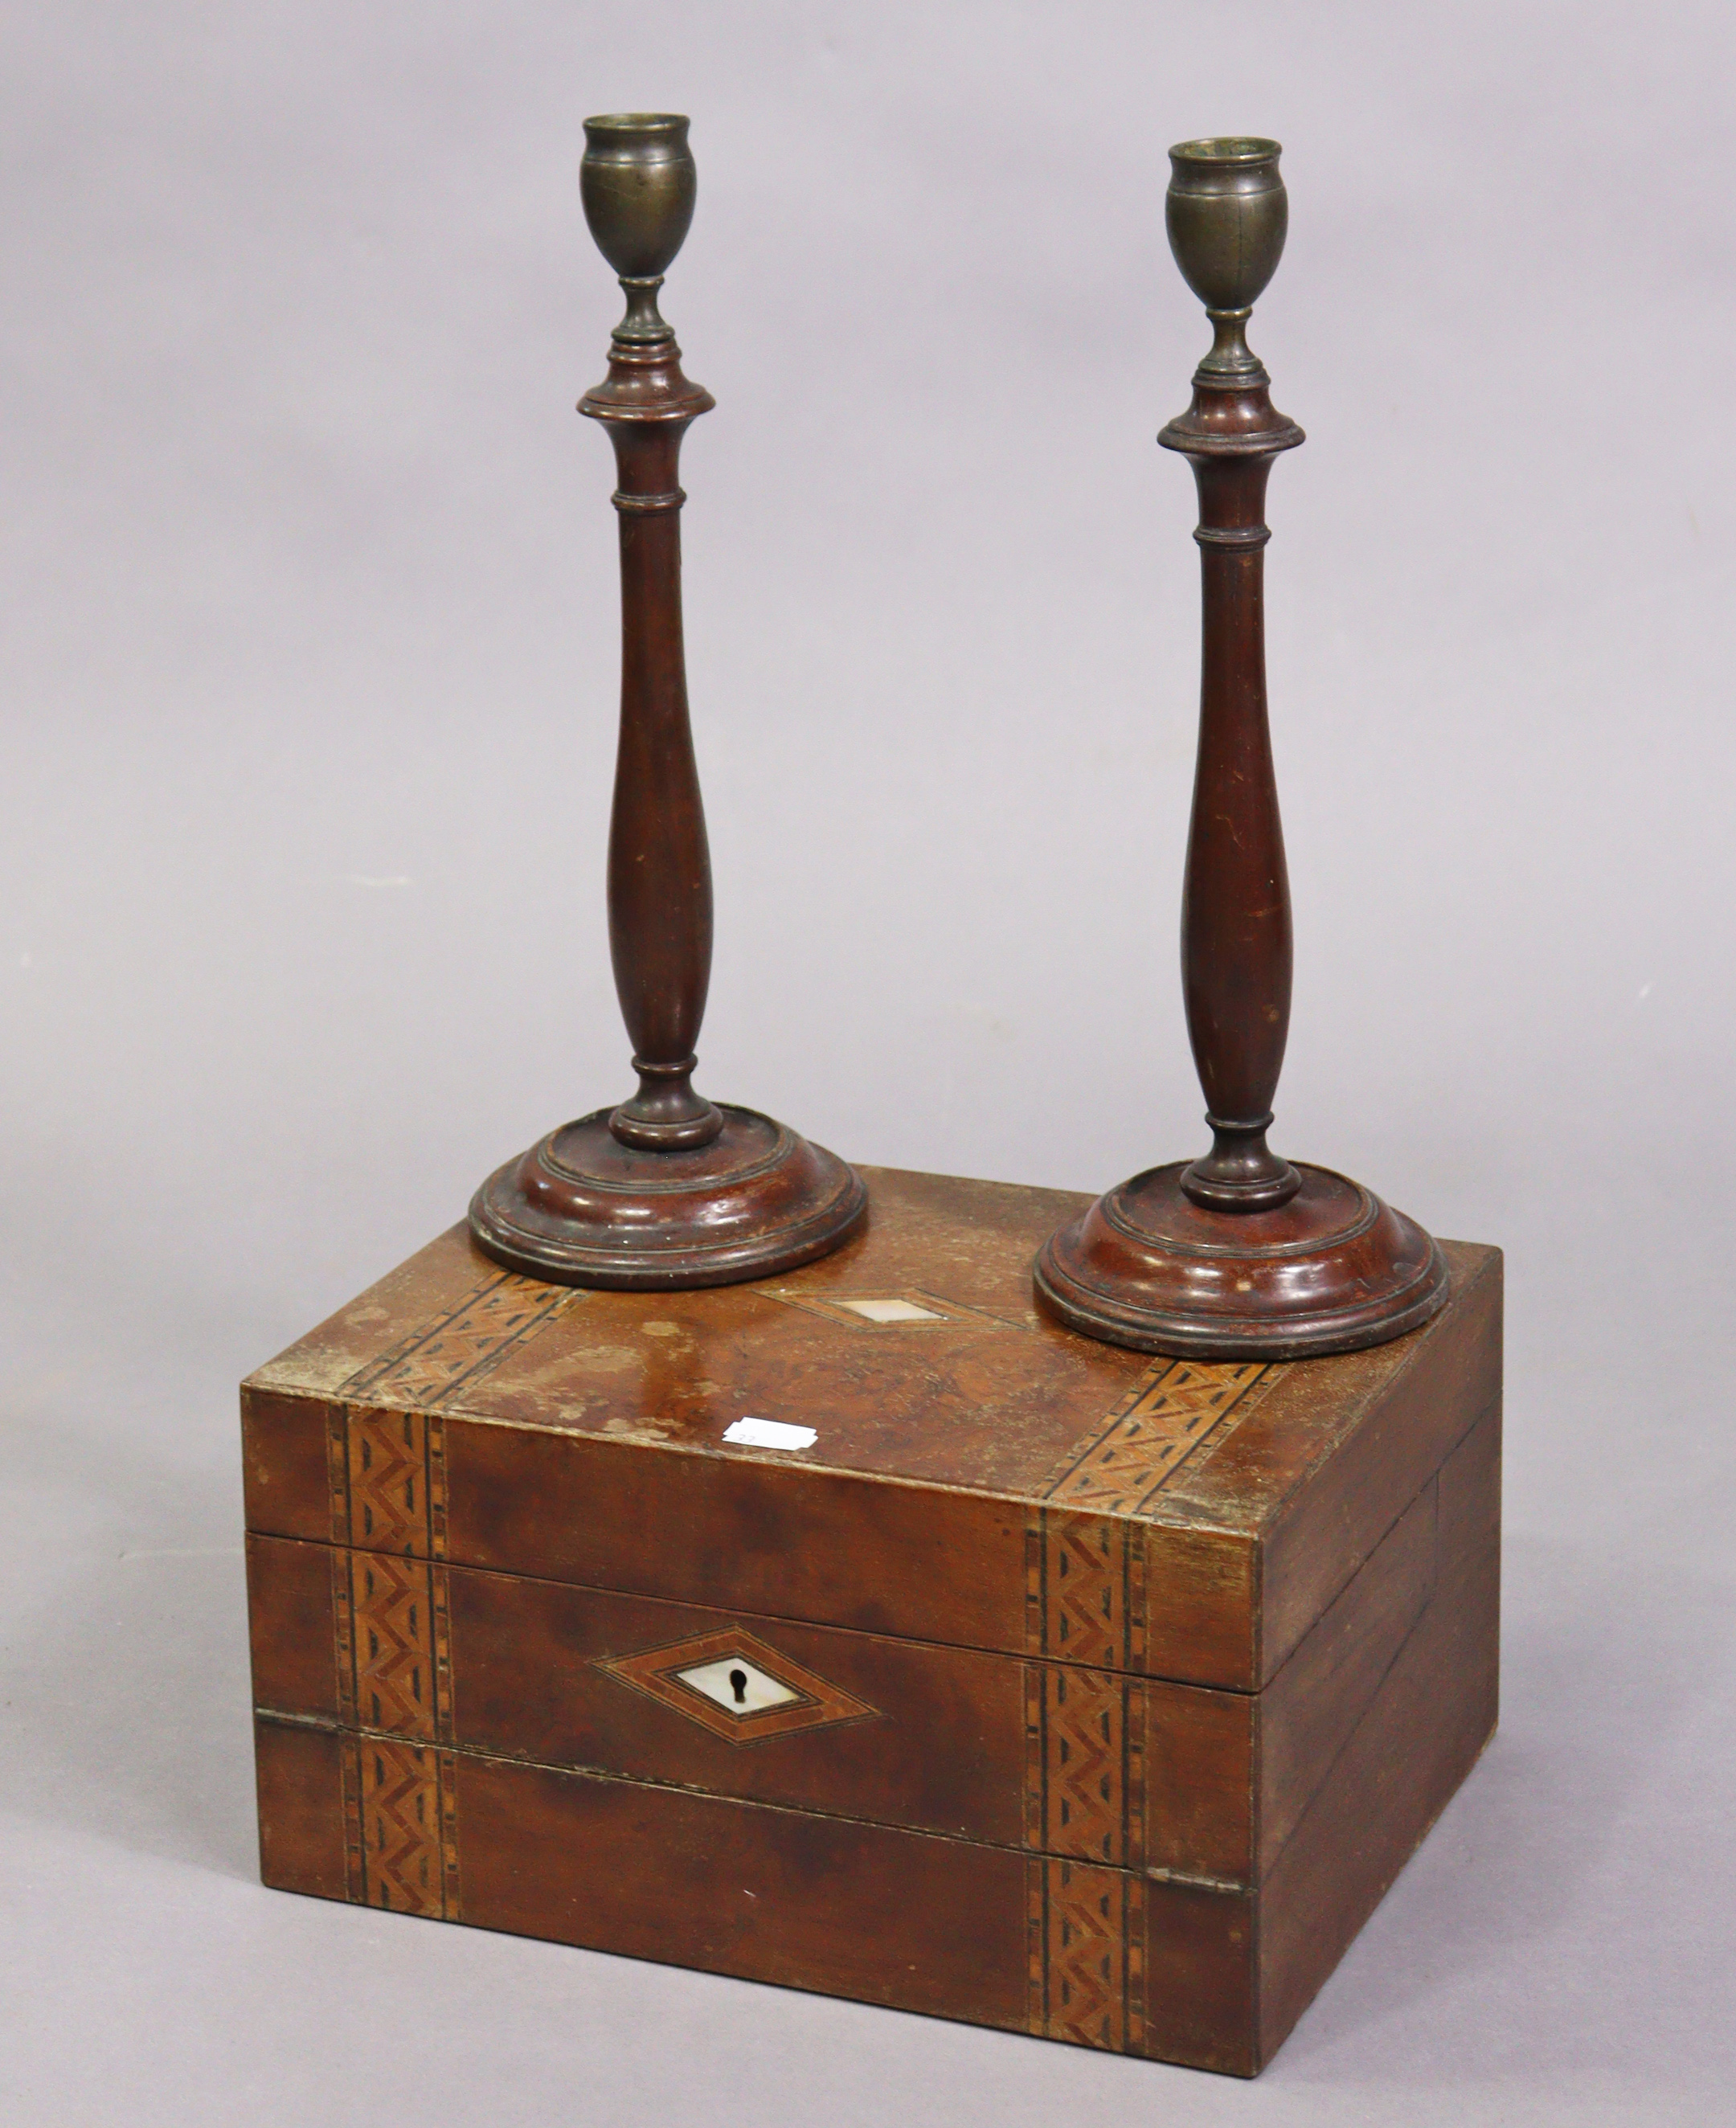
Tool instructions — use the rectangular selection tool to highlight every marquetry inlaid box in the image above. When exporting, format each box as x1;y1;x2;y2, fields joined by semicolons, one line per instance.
242;1167;1501;2077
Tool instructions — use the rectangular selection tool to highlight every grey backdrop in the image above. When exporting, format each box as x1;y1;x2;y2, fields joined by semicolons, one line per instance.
4;3;1732;2122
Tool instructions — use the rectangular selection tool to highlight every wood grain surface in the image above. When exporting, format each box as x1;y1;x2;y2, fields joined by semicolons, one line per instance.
253;1388;1496;2077
244;1167;1501;2074
244;1168;1499;1692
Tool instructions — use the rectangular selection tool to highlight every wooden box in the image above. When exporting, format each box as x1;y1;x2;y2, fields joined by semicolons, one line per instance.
242;1167;1501;2077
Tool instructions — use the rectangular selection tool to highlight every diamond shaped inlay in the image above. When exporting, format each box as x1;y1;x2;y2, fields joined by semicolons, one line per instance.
760;1286;1007;1331
596;1627;880;1746
836;1298;945;1324
674;1654;802;1714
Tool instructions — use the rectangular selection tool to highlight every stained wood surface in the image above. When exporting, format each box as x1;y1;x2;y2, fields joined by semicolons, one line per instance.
254;1714;1248;2070
248;1532;1259;1872
248;1434;1465;1890
244;1168;1502;2075
252;1401;1498;2078
1258;1401;1501;2060
243;1167;1499;1692
1258;1476;1438;1872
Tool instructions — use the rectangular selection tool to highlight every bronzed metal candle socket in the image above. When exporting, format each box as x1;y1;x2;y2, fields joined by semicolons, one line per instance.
579;113;697;280
469;115;866;1288
1165;135;1288;379
1034;137;1450;1359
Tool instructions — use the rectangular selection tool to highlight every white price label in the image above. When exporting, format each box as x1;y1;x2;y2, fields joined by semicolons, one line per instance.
723;1416;818;1451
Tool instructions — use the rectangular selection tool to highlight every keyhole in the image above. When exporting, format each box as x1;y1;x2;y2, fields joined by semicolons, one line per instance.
730;1668;748;1704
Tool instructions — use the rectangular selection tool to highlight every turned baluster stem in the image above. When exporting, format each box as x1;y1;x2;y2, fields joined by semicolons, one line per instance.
1175;445;1297;1209
579;165;723;1151
1157;146;1305;1213
1030;137;1453;1359
465;113;869;1290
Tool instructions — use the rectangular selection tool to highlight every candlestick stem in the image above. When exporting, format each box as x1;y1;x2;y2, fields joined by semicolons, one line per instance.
469;116;865;1287
1034;137;1448;1358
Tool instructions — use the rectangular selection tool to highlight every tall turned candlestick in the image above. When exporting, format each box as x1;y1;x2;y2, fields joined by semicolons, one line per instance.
470;115;866;1287
1035;138;1449;1358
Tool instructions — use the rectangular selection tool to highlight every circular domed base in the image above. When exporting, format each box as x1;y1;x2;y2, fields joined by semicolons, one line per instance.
469;1105;866;1290
1034;1160;1449;1361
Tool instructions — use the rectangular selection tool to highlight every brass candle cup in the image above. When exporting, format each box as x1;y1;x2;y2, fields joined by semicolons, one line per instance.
1165;137;1288;379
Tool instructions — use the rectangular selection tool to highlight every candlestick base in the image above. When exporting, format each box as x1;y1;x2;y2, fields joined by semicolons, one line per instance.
1034;1161;1449;1361
470;1106;866;1290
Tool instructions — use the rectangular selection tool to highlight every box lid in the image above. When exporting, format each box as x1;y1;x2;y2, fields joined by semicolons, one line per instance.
243;1166;1500;1692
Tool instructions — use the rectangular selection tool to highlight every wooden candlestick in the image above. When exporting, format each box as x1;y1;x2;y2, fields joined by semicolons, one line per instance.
469;115;866;1288
1035;138;1450;1358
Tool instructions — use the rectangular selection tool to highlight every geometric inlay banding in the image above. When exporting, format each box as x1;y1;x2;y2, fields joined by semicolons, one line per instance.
1026;1855;1146;2052
330;1405;447;1558
597;1627;880;1747
1015;1355;1271;2051
1038;1357;1273;1515
1025;1510;1144;1673
1023;1660;1145;1868
340;1265;581;1410
342;1734;461;1917
332;1546;452;1742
